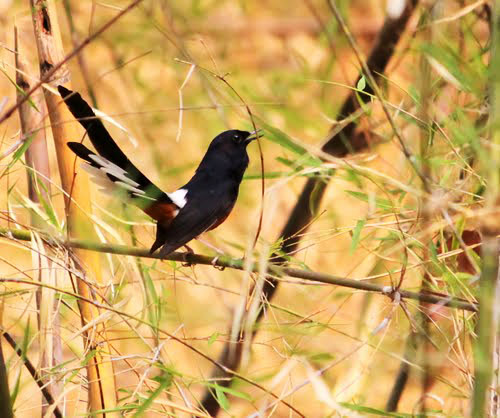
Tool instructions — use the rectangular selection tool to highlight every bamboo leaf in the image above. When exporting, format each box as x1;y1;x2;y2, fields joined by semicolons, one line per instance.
350;219;366;255
215;386;230;411
345;190;394;210
133;372;172;417
208;331;219;346
0;67;39;112
356;75;366;91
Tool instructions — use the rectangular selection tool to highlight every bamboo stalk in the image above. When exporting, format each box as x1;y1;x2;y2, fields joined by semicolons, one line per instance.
14;26;51;213
29;1;117;415
416;8;435;413
472;2;500;414
14;26;63;417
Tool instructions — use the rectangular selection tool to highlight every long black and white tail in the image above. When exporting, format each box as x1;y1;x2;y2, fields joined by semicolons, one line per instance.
59;85;190;226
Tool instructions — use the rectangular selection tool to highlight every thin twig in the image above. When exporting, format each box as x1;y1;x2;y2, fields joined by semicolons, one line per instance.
0;0;144;125
0;276;304;418
1;331;63;418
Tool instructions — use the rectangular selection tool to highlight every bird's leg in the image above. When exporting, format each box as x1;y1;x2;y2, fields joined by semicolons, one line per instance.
195;236;225;254
195;237;226;270
181;244;194;266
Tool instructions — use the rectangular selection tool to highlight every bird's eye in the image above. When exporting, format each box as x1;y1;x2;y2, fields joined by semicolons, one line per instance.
233;134;240;142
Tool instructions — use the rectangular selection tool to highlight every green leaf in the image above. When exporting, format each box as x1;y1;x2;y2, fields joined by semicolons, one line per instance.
350;219;366;255
142;268;159;328
345;190;394;210
215;385;230;411
38;191;60;229
0;67;39;112
203;382;252;401
420;43;483;94
208;331;219;346
5;136;35;173
340;402;412;417
309;178;326;216
255;119;308;155
356;75;366;91
133;372;172;417
429;241;443;273
244;171;289;180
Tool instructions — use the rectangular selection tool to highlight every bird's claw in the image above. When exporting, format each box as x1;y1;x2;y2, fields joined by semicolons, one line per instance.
181;253;193;267
211;256;225;270
181;245;194;266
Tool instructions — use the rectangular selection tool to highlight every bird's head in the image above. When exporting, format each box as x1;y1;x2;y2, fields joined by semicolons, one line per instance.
196;129;263;176
204;129;263;159
212;129;263;148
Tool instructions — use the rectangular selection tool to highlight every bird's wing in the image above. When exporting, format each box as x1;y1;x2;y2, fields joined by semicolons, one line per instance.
58;86;186;222
152;189;236;256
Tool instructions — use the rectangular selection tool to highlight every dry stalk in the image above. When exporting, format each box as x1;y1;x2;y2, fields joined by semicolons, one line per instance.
14;26;63;416
30;0;118;415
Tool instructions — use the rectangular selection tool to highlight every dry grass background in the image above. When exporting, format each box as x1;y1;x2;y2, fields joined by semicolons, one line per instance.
0;0;494;416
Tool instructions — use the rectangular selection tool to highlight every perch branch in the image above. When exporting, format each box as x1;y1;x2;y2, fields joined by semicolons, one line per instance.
0;227;478;312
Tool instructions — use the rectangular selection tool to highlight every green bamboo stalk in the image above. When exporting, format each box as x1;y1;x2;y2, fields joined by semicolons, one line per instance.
471;2;500;415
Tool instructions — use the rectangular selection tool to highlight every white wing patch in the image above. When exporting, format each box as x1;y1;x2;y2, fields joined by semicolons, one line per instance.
168;188;188;208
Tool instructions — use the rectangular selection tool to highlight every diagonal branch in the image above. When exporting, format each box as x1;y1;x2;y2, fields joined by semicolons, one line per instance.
1;331;63;418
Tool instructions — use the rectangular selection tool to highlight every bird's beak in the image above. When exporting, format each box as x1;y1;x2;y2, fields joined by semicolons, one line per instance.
246;129;264;142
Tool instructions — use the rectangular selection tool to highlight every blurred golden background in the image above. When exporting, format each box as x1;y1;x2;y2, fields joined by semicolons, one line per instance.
0;0;491;416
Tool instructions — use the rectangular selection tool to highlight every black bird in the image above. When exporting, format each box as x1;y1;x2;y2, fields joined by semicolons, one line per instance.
57;86;261;257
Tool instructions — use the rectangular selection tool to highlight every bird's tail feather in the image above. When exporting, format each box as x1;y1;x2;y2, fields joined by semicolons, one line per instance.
58;85;166;201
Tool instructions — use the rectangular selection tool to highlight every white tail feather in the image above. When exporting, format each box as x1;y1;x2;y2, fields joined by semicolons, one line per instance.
88;154;140;188
81;163;114;188
81;161;155;200
114;181;144;195
101;167;140;187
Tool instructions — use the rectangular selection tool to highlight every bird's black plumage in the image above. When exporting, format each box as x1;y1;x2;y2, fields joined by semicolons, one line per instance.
58;85;260;257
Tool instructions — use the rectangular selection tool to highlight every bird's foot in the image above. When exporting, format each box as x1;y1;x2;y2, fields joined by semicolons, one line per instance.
181;245;194;266
211;256;225;271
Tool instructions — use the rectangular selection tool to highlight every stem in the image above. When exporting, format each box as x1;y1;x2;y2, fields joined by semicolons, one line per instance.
0;338;12;418
1;332;62;418
471;2;500;415
0;226;478;312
